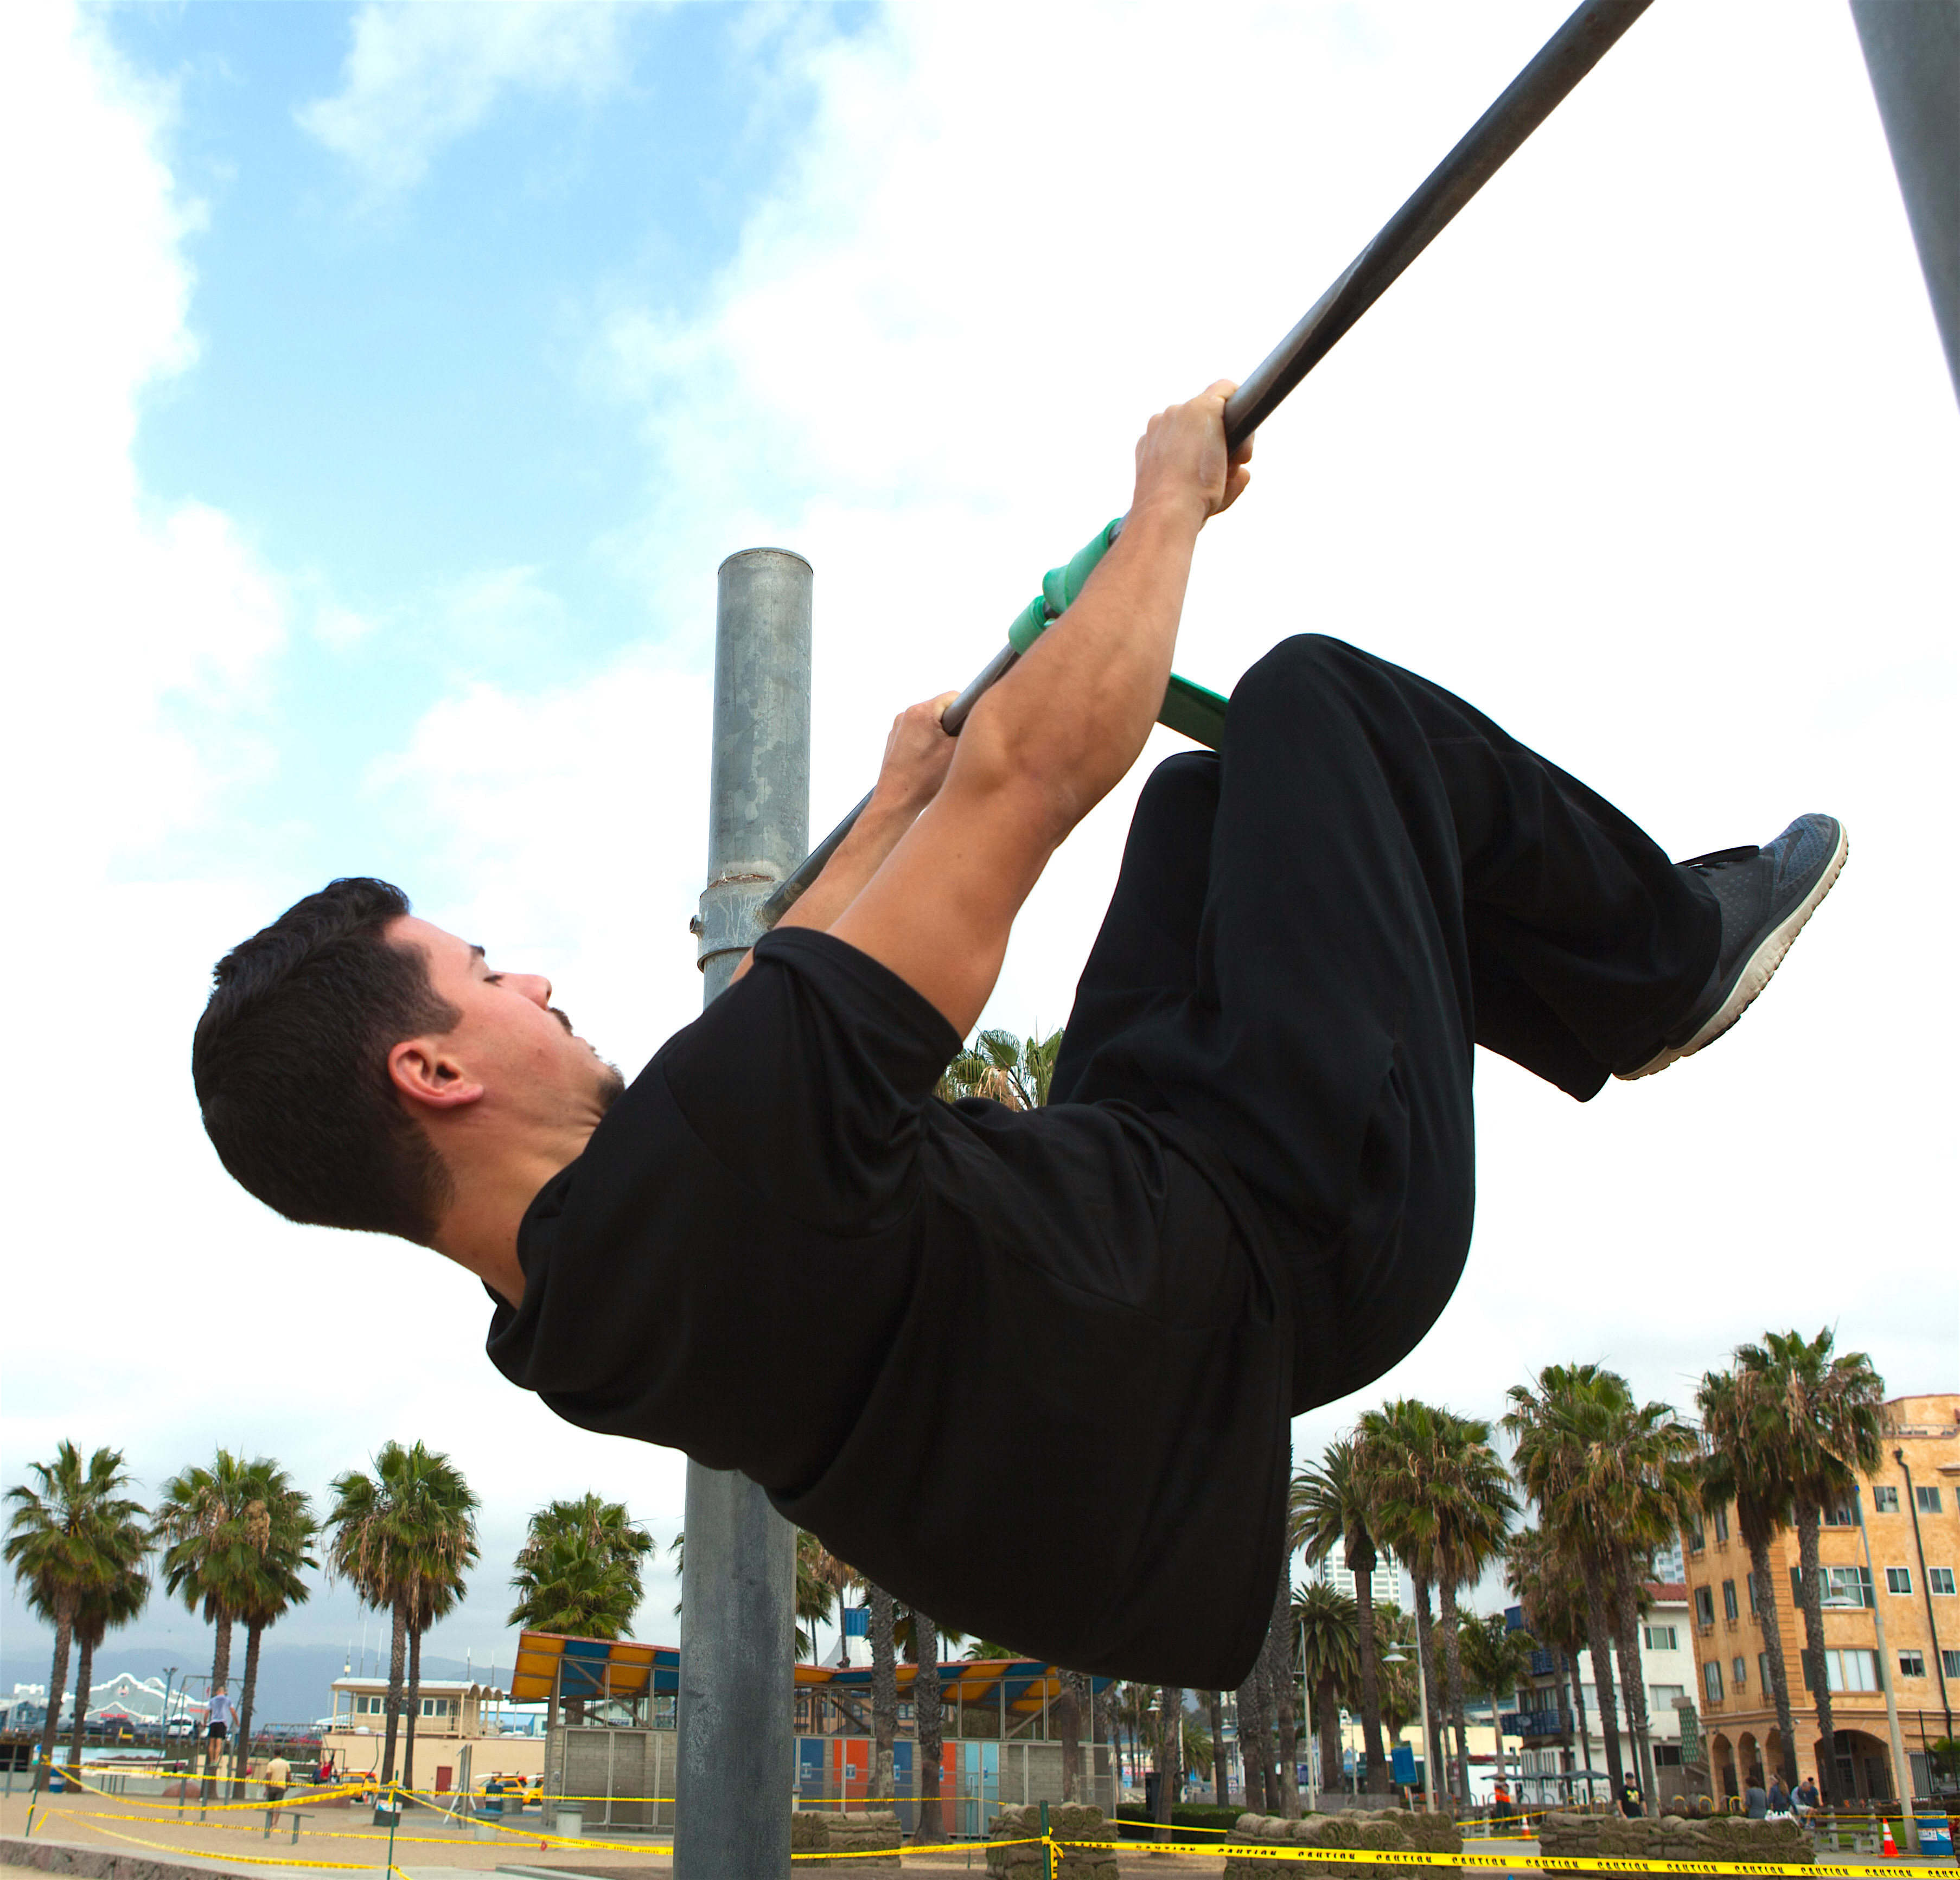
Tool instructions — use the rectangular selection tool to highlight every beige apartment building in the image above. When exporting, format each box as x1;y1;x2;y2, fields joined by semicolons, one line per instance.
1682;1392;1958;1803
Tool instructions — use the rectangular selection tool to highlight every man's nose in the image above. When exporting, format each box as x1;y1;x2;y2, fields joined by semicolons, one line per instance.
511;974;553;1008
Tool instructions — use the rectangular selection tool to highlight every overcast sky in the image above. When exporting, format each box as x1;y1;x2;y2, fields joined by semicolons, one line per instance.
3;0;1953;1692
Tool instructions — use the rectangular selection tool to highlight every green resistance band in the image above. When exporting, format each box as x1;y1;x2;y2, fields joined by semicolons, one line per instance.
1003;519;1228;749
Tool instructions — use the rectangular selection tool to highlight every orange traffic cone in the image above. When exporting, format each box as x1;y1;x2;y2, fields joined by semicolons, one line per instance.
1880;1819;1898;1858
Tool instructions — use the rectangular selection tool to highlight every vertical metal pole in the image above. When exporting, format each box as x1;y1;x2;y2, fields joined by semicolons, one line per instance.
1849;0;1960;405
674;547;809;1880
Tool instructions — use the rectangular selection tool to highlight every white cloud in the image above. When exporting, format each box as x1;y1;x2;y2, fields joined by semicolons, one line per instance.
298;2;633;195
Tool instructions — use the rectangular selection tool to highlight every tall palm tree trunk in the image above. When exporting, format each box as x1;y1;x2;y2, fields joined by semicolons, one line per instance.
1438;1580;1471;1808
231;1621;265;1801
1209;1690;1229;1807
1352;1551;1389;1792
912;1616;942;1843
1266;1576;1301;1819
403;1622;423;1797
65;1629;95;1776
1237;1661;1272;1812
380;1598;407;1787
1791;1499;1838;1805
1576;1559;1626;1796
32;1607;74;1799
1566;1651;1594;1801
1746;1543;1799;1788
1316;1672;1341;1802
1611;1555;1656;1810
1154;1687;1184;1838
1056;1671;1082;1803
867;1587;896;1800
204;1615;234;1801
1412;1573;1444;1806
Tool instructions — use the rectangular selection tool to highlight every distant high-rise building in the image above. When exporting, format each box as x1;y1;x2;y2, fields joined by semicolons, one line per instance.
1650;1534;1686;1583
1311;1547;1403;1609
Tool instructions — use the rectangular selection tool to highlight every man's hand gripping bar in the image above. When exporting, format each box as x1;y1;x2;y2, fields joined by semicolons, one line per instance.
756;0;1652;930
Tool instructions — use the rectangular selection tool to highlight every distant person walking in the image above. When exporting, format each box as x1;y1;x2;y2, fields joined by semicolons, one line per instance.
1745;1776;1769;1820
263;1754;292;1804
1619;1775;1644;1818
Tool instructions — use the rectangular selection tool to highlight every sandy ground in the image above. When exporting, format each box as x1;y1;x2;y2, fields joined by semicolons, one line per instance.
0;1789;1244;1875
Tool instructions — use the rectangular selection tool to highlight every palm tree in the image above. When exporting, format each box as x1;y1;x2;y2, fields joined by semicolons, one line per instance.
1154;1686;1185;1838
1734;1329;1887;1806
1259;1570;1301;1817
1696;1366;1798;1786
1503;1365;1636;1800
1235;1654;1272;1812
1207;1690;1229;1806
1505;1525;1596;1799
68;1552;152;1775
510;1496;652;1639
795;1532;854;1665
1356;1399;1454;1805
325;1441;480;1792
226;1468;316;1798
865;1583;899;1800
1291;1440;1390;1792
5;1443;148;1797
911;1613;944;1843
1295;1582;1360;1802
941;1028;1063;1110
1458;1611;1536;1800
153;1450;272;1797
1425;1413;1517;1806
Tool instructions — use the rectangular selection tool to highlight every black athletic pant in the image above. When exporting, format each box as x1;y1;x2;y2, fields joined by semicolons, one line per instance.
1050;635;1719;1410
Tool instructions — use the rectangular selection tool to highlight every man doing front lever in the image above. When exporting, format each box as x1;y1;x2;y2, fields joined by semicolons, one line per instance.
193;383;1844;1686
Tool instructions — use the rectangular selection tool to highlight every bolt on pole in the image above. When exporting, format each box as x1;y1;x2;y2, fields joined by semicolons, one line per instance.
674;547;809;1880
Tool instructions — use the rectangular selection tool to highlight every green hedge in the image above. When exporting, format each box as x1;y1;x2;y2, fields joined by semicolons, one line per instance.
1114;1801;1247;1838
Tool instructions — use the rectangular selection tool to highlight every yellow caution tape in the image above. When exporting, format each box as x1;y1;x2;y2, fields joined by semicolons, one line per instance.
1054;1837;1958;1878
81;1814;375;1870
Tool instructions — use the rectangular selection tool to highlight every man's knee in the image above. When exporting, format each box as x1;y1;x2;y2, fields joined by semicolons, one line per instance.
1227;635;1378;739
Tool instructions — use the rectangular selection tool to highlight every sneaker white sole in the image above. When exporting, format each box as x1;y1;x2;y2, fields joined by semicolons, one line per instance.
1617;821;1849;1081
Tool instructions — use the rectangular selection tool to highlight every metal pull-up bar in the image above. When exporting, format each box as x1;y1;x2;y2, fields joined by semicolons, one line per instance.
756;0;1653;931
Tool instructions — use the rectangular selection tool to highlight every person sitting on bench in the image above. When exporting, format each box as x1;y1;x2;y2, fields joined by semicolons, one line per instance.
191;382;1844;1686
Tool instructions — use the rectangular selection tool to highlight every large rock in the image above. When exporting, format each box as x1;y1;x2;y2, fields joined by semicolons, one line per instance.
986;1802;1119;1880
1222;1806;1463;1880
1538;1809;1812;1875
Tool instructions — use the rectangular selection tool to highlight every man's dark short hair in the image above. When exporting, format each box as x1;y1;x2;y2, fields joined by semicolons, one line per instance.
193;878;459;1244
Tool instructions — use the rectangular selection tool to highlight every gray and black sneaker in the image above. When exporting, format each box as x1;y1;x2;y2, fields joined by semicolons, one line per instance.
1616;814;1848;1080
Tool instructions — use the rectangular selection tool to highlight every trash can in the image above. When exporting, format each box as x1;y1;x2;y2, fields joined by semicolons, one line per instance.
1914;1817;1953;1858
554;1807;584;1839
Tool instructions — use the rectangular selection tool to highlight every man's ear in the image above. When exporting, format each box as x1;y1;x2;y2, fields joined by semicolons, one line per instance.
388;1037;486;1114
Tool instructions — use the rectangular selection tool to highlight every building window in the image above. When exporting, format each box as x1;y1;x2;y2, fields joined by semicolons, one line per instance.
1747;1574;1759;1615
1824;1649;1880;1693
1649;1684;1684;1710
1713;1507;1731;1543
1704;1660;1723;1702
1722;1580;1739;1622
1687;1520;1706;1553
1644;1625;1678;1652
1943;1650;1960;1680
1758;1653;1771;1692
1873;1485;1899;1513
1898;1651;1926;1679
1821;1565;1873;1609
1731;1657;1748;1690
1695;1587;1716;1627
360;1694;385;1715
1930;1567;1956;1596
1916;1486;1943;1514
1885;1566;1911;1595
1823;1502;1855;1527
